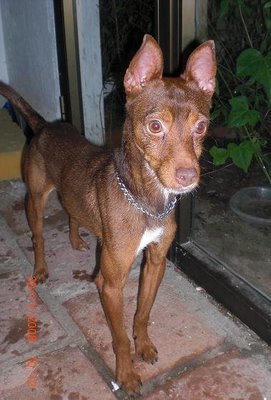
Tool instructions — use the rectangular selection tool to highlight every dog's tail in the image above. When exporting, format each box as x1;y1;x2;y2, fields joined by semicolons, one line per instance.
0;81;46;133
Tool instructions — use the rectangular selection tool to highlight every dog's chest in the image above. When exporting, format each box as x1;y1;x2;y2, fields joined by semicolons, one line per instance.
136;227;164;255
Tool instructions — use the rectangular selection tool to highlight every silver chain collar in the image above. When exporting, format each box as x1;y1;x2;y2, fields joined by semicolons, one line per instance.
116;173;178;219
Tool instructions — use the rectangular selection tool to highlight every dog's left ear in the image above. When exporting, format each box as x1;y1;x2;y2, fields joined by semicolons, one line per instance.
124;34;164;95
182;41;217;96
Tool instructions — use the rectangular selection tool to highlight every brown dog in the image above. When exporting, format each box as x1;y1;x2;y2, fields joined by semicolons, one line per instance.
0;35;216;393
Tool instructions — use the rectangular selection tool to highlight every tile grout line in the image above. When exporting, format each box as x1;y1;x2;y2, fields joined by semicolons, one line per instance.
78;344;127;400
139;341;236;398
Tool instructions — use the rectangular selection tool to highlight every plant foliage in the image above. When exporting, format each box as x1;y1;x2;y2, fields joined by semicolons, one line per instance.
208;0;271;182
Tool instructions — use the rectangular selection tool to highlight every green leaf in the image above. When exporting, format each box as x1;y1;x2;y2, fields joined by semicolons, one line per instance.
236;49;262;77
227;140;254;172
256;52;271;103
227;142;238;154
209;146;229;165
250;136;263;154
228;96;261;127
236;49;271;103
209;136;263;172
264;1;271;8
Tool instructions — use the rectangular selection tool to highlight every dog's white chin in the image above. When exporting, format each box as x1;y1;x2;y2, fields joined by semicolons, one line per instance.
166;183;198;196
157;179;198;200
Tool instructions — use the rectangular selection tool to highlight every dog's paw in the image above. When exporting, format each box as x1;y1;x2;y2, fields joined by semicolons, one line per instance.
70;237;89;251
117;369;142;395
33;269;49;284
135;338;158;364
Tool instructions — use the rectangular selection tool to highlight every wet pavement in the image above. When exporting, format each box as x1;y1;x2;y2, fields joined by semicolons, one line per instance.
0;179;271;400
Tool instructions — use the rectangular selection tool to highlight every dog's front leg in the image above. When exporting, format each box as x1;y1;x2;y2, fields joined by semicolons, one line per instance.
133;243;165;363
133;223;176;363
98;245;142;394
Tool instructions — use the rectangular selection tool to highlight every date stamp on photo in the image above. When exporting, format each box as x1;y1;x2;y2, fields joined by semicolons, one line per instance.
25;275;39;389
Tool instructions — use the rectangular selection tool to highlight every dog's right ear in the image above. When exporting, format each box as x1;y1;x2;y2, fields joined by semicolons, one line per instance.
124;34;164;95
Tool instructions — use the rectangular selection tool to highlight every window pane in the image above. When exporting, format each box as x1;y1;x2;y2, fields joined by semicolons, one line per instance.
192;159;271;299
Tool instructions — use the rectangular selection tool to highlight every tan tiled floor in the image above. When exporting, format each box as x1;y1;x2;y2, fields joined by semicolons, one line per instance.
0;179;271;400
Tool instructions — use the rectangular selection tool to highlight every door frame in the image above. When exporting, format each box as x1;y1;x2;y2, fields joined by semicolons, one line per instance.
53;0;105;144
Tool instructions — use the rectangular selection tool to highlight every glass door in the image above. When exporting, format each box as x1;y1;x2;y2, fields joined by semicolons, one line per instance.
166;0;271;344
173;171;271;343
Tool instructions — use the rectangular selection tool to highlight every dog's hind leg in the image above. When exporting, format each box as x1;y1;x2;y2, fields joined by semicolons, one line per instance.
26;181;54;283
24;155;54;283
26;187;53;283
69;217;89;250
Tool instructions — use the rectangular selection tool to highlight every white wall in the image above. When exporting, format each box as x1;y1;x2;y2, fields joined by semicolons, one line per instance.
0;0;60;121
76;0;104;145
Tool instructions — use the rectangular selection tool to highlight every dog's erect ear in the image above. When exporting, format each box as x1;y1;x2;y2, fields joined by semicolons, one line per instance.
124;34;164;95
182;41;217;96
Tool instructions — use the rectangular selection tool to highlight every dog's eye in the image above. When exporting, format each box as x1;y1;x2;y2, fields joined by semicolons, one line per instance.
148;120;163;134
195;121;207;135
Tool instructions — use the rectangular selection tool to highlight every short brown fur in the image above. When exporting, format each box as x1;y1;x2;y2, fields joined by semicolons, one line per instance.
0;35;216;394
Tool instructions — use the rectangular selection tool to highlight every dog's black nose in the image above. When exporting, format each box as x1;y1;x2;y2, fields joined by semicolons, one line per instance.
175;167;198;186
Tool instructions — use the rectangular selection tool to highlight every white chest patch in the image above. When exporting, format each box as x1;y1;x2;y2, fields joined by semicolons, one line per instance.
136;227;164;255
